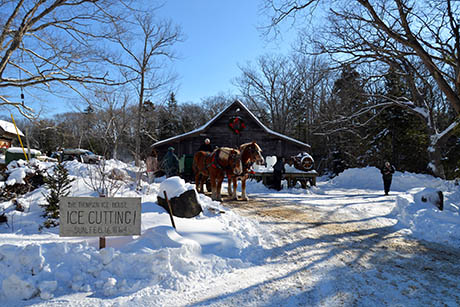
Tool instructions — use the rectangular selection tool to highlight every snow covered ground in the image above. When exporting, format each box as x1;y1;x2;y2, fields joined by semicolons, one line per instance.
0;159;459;306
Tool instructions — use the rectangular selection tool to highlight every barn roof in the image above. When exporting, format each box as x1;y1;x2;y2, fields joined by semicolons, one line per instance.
153;100;310;149
0;119;24;137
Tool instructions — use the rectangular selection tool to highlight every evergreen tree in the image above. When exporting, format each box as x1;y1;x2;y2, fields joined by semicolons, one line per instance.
366;68;429;171
157;92;182;140
139;99;158;157
40;161;75;228
319;65;368;173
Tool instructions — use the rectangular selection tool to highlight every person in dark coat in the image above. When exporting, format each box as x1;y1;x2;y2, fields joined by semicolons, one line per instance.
273;156;286;191
162;147;179;177
198;138;213;152
381;161;395;195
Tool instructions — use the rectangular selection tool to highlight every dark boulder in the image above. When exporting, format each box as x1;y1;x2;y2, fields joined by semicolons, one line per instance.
421;190;444;211
157;189;202;218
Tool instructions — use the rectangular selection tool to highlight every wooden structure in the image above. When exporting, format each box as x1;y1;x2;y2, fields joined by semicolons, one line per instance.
152;100;311;162
0;120;24;149
250;171;318;188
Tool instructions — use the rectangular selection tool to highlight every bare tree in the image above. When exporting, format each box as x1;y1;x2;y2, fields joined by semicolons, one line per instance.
0;0;129;118
200;93;237;119
236;54;301;134
90;86;133;160
236;53;331;138
264;0;460;178
102;11;183;166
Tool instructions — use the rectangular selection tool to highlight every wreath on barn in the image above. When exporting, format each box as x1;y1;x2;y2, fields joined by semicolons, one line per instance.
228;116;246;134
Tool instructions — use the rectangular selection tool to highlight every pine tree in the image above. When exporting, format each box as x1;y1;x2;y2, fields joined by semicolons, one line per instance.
157;92;182;140
366;67;429;172
321;65;368;172
41;161;75;228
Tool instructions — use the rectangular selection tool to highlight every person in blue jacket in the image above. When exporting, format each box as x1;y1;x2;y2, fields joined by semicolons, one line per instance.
163;147;179;177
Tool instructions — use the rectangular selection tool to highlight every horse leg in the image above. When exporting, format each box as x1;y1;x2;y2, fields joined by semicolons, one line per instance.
227;173;233;196
241;177;248;201
231;177;238;200
195;173;203;193
210;174;218;201
216;175;224;201
200;175;206;193
195;173;201;193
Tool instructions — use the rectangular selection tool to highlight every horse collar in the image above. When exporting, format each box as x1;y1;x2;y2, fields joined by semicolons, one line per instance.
211;149;220;169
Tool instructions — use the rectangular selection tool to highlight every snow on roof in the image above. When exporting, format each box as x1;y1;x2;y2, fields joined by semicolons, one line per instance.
7;147;41;155
153;100;311;149
0;119;24;136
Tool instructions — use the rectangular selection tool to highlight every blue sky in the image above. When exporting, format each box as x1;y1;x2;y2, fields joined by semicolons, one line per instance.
158;0;295;104
3;1;296;119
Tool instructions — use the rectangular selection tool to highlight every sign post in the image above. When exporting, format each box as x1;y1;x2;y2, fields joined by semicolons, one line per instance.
163;191;176;229
60;197;141;248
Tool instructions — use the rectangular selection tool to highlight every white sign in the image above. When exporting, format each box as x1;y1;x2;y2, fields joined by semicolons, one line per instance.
60;197;141;237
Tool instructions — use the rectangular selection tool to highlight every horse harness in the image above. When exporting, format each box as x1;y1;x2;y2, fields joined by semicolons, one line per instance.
206;148;240;171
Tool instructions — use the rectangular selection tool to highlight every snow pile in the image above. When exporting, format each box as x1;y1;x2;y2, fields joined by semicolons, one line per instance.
0;159;459;304
326;167;459;246
158;176;195;199
328;167;383;189
328;166;451;191
5;158;54;183
0;230;246;300
393;188;460;246
0;159;270;302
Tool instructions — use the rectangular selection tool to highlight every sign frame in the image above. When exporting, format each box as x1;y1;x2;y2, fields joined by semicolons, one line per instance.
59;197;141;237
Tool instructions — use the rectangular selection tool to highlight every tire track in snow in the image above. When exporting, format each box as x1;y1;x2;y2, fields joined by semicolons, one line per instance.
216;192;460;306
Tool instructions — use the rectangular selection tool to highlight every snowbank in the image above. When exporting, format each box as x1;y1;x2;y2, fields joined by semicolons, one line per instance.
0;160;459;304
392;188;460;246
0;159;271;302
328;167;452;191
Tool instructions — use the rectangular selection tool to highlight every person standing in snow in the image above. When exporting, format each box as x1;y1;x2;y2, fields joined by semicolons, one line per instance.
145;149;158;183
381;161;395;195
162;147;179;178
273;156;286;191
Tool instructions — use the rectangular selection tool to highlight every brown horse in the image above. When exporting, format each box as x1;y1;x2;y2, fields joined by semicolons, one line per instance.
227;141;264;200
193;147;243;201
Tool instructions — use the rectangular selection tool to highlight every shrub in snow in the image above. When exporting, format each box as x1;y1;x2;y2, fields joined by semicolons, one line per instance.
83;159;124;197
40;160;74;228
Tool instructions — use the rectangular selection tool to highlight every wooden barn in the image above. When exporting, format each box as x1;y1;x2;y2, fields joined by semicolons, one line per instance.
152;100;311;162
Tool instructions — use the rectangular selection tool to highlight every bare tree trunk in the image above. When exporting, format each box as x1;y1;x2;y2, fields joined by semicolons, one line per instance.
427;145;446;179
426;127;450;179
135;71;145;167
112;141;119;160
